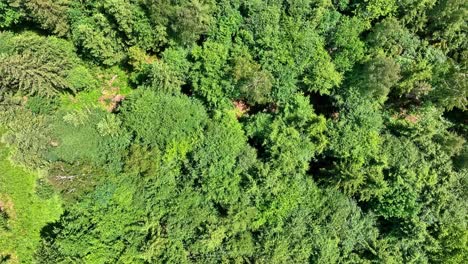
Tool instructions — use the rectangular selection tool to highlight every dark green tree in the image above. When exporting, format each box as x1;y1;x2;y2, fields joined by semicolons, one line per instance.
355;56;401;102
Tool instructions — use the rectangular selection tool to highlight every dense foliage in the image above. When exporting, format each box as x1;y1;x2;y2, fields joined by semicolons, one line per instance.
0;0;466;263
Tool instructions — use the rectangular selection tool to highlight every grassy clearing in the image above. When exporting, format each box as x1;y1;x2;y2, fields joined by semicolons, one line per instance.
60;66;133;111
0;138;62;263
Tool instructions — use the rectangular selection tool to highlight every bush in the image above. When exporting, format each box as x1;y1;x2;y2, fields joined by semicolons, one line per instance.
66;65;98;92
0;2;22;29
26;96;58;115
46;162;105;202
35;178;55;200
0;210;9;231
121;90;208;150
49;108;130;174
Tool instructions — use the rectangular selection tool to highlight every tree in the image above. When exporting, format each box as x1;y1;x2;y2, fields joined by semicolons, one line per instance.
36;177;146;263
428;0;467;55
430;59;467;110
366;105;467;263
232;55;273;105
366;17;436;100
0;0;466;263
0;31;94;97
188;110;252;205
395;0;436;32
354;56;401;102
0;107;52;168
242;2;342;97
102;0;156;50
0;1;23;29
366;17;421;58
7;0;70;36
190;40;232;107
144;0;215;45
141;48;190;94
326;15;367;72
121;90;208;150
0;52;70;97
171;0;215;45
322;90;386;200
70;17;126;66
245;94;327;175
355;0;398;21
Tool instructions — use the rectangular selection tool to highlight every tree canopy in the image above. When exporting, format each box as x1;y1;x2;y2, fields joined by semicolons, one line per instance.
0;0;466;263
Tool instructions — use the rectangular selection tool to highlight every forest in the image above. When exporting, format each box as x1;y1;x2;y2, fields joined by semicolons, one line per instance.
0;0;466;263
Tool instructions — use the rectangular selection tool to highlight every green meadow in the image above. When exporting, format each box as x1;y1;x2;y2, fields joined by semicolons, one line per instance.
0;132;62;263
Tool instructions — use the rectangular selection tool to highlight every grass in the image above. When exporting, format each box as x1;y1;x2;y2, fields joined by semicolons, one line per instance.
60;66;134;111
0;132;62;263
0;66;132;262
59;87;103;110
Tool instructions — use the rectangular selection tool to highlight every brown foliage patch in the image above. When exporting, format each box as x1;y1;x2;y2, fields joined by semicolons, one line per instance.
98;75;126;112
392;109;420;124
233;100;250;118
331;112;340;121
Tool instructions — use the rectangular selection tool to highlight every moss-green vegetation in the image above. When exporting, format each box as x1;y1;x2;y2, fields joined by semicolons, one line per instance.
0;0;466;263
0;142;62;263
59;66;133;111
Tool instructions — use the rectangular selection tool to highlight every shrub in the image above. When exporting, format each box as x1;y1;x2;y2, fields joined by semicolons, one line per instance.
26;96;58;115
121;90;208;150
0;210;9;231
35;178;55;200
66;65;98;92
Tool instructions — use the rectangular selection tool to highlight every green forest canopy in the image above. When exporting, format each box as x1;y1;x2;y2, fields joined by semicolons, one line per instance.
0;0;467;263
